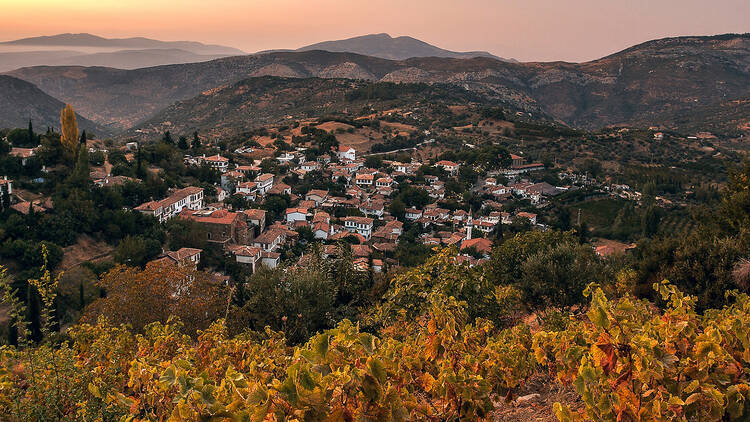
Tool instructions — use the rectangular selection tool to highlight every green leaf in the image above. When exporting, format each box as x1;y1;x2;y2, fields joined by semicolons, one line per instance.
88;383;102;399
361;374;382;402
368;358;387;385
159;366;177;387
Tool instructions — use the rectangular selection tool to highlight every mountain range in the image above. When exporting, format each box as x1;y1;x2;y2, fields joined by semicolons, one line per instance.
2;33;750;137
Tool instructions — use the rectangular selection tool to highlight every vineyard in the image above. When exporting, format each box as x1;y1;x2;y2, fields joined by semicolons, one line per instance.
3;256;750;421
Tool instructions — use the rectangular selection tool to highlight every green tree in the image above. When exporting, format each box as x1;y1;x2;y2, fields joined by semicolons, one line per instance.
28;120;34;145
488;230;576;287
166;219;208;251
519;241;608;310
234;263;337;344
162;131;173;145
68;143;90;188
641;205;660;237
388;198;406;220
177;136;189;150
191;131;201;150
374;247;503;326
114;236;162;267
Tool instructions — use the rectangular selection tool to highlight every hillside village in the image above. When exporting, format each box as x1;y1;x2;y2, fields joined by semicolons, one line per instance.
0;99;732;284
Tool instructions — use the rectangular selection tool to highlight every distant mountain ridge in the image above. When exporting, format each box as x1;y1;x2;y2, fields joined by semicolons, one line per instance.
259;33;514;62
1;33;245;55
0;33;246;72
0;75;104;134
0;48;233;72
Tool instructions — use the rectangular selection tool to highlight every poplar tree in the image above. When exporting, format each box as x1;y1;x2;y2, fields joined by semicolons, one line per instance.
60;104;79;159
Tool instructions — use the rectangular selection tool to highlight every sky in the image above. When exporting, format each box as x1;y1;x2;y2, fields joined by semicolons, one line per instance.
1;0;749;62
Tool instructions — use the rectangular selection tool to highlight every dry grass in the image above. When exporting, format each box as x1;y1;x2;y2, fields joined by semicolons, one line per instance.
734;259;750;291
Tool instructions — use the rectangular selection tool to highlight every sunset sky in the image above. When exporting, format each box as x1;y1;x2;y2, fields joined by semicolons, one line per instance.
2;0;748;62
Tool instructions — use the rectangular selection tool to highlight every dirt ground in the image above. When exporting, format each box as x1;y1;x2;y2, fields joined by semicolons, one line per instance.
493;374;580;421
58;235;113;272
315;121;354;132
380;121;417;134
336;128;385;152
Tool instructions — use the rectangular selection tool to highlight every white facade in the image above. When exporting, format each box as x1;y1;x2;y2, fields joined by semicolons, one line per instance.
344;217;374;240
336;147;356;161
255;174;274;195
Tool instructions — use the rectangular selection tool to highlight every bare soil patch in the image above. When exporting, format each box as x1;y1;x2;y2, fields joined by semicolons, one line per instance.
59;235;113;272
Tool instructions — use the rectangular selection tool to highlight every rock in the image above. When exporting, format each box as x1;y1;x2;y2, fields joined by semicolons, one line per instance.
515;393;541;406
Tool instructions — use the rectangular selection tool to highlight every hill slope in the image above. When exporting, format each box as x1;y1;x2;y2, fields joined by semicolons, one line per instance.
0;75;104;133
6;34;750;134
269;33;512;61
126;76;505;138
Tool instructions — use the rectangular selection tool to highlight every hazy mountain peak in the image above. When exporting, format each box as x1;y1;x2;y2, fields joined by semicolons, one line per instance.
264;33;515;62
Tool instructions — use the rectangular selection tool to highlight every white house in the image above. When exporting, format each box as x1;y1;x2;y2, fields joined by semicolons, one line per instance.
375;177;393;188
336;146;356;161
405;208;423;221
261;251;281;269
229;245;262;273
305;189;329;206
202;154;229;173
236;181;258;200
313;221;331;240
255;174;274;196
355;173;374;187
300;161;321;172
253;229;286;252
10;148;35;166
285;208;308;225
216;187;229;202
435;160;459;175
359;201;385;219
516;212;538;225
135;187;203;223
343;216;374;240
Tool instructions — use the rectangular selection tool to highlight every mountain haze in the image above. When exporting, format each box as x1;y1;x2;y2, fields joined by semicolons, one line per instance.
0;33;246;72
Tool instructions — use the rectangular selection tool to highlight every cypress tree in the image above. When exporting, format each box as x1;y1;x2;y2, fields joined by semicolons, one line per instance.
70;143;90;187
136;141;144;178
79;281;85;311
28;120;34;145
178;135;188;150
80;130;87;145
192;131;201;150
163;131;173;145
